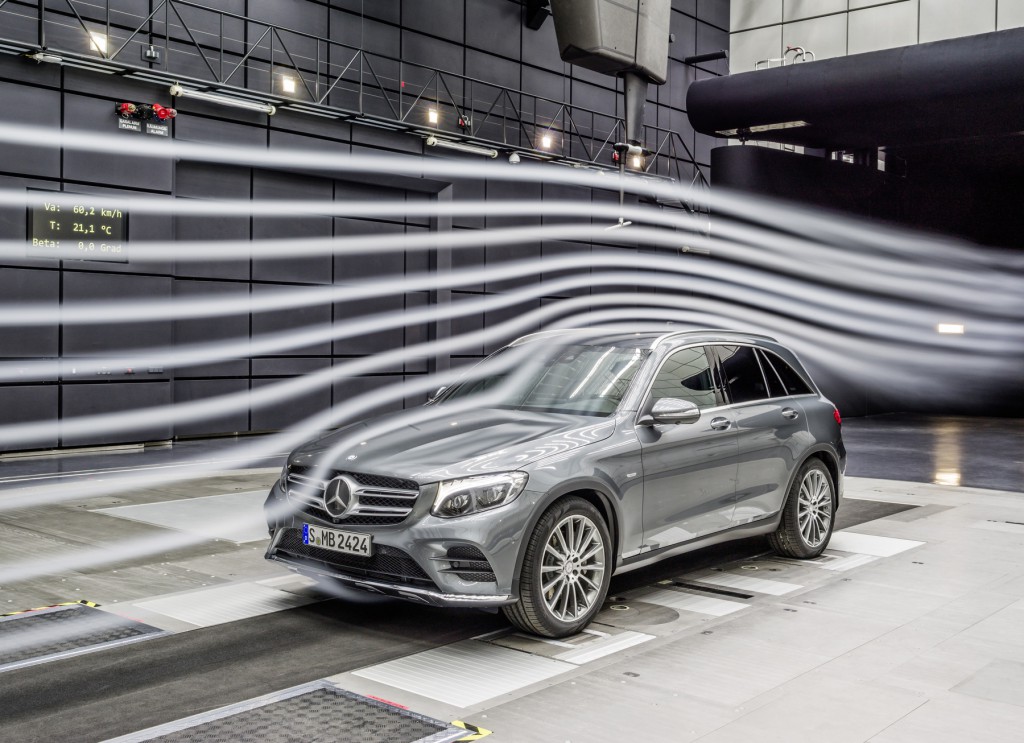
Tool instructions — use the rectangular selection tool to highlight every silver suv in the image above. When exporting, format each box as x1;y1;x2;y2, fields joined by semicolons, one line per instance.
264;330;845;637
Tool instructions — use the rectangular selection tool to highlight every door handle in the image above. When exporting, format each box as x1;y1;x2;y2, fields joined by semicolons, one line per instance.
781;408;800;420
709;417;732;431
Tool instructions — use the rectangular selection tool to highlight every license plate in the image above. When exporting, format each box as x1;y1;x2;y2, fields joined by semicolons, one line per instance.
303;523;372;557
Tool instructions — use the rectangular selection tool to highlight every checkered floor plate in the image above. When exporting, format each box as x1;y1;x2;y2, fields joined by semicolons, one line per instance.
0;603;164;673
106;682;467;743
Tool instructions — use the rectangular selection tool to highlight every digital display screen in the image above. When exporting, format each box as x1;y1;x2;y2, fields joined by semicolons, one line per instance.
29;196;128;262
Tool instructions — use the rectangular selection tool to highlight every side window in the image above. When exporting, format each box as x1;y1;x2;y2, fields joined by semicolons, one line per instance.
755;349;788;398
761;351;814;396
649;346;721;409
715;345;770;404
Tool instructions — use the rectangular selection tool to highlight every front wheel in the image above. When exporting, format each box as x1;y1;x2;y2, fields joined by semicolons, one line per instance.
503;497;612;638
769;459;835;559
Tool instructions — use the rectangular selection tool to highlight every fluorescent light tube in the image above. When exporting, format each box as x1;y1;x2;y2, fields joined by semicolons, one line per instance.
169;84;277;115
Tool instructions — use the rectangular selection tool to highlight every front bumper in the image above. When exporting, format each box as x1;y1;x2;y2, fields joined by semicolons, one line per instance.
264;480;545;608
266;552;515;607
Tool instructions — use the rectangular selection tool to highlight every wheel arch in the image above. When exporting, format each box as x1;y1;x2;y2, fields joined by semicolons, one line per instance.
790;446;841;511
509;482;620;595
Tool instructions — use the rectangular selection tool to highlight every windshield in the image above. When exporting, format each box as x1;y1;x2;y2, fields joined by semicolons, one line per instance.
442;343;649;416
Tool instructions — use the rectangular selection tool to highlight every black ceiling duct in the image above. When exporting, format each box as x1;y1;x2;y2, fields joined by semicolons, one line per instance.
687;27;1024;151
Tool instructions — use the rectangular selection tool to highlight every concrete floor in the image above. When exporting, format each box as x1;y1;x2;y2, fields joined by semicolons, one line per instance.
0;416;1021;742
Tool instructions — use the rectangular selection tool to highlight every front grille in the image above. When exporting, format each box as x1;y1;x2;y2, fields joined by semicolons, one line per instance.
285;467;420;526
444;545;497;583
275;528;435;589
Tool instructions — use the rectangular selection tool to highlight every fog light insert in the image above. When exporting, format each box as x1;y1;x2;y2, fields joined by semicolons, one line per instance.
445;545;496;582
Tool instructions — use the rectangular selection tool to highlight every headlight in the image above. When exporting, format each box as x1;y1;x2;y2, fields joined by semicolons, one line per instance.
431;472;528;518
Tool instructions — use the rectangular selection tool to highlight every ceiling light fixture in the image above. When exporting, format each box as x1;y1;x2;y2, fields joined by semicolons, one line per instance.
428;108;439;124
281;76;296;94
169;84;277;114
540;133;553;149
425;135;498;158
27;51;63;64
89;32;107;54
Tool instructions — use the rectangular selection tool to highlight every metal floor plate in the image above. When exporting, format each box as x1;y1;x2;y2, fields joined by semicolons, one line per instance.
104;681;467;743
826;531;924;557
97;491;271;544
133;582;315;627
354;640;575;708
0;603;165;673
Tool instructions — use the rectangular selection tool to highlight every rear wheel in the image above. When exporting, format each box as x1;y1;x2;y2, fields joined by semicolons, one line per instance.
503;497;611;638
769;459;835;559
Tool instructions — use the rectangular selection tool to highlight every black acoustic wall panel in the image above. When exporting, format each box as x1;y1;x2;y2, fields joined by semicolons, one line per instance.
172;279;251;378
0;268;59;358
175;162;251;280
173;379;250;437
403;0;465;44
252;358;331;376
329;9;400;54
466;0;522;61
333;218;405;281
0;385;58;450
333;293;406;359
61;381;172;446
251;169;334;284
250;376;332;432
331;373;406;419
332;0;400;25
0;81;62;179
62;272;172;355
405;224;431;275
251;283;333;357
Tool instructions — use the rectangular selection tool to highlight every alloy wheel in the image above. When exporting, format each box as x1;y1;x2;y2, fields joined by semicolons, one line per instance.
540;514;606;622
797;468;833;548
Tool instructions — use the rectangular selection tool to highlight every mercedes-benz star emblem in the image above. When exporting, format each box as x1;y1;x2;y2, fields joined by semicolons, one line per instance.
323;475;358;519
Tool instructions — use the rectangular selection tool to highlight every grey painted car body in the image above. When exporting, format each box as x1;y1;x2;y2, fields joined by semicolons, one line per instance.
264;329;846;608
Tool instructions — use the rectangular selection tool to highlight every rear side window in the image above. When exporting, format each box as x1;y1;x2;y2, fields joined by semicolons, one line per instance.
715;345;770;404
760;350;814;396
649;346;723;409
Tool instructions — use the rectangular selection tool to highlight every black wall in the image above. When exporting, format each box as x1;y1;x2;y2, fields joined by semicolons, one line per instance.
0;0;729;451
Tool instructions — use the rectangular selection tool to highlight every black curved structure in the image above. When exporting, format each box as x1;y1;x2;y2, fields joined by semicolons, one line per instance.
687;27;1024;150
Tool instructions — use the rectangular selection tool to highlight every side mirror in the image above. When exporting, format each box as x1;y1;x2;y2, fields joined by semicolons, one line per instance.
644;398;701;425
427;386;448;403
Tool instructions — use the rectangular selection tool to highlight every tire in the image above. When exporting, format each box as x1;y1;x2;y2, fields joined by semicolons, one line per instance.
769;458;835;559
503;496;612;638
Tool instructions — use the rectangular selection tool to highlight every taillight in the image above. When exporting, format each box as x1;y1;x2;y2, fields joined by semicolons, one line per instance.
833;407;842;426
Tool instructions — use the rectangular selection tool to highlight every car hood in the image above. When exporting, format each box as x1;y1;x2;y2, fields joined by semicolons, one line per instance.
289;407;617;483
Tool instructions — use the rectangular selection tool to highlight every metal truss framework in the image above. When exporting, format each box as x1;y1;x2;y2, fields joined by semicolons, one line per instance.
0;0;711;203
